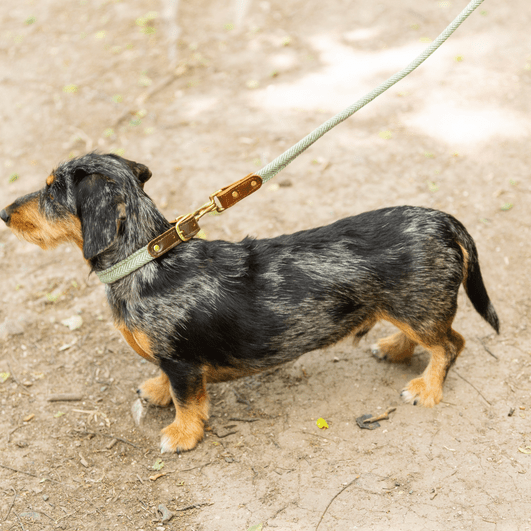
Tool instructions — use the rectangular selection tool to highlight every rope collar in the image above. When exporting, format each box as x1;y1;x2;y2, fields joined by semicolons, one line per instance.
96;173;262;284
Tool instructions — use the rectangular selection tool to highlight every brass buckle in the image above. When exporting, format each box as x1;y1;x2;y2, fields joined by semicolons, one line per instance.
171;194;221;235
174;214;196;242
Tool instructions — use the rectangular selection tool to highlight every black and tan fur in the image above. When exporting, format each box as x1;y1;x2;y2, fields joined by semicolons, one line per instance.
0;153;500;452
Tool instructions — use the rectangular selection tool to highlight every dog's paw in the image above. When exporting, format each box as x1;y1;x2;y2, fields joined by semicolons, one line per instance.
401;377;442;408
137;373;172;407
371;344;387;361
371;333;415;363
160;421;204;453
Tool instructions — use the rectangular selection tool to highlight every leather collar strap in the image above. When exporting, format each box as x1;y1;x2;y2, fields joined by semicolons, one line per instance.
96;173;262;284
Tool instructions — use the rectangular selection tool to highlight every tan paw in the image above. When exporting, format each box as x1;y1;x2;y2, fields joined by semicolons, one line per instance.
160;418;205;453
137;372;172;407
401;376;442;408
371;332;415;363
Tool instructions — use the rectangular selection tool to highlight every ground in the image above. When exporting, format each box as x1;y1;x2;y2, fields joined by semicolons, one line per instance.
1;0;530;530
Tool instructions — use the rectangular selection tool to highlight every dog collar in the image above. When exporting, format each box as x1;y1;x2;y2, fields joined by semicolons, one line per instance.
96;173;262;284
96;216;201;284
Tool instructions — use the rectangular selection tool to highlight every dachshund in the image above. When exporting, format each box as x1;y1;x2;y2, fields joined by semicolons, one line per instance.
0;153;499;452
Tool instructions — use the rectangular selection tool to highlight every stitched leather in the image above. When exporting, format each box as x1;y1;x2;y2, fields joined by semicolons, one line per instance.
215;173;262;210
147;216;200;258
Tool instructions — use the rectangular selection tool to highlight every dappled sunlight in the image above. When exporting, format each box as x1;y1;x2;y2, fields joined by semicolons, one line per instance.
251;31;530;147
179;95;219;119
404;100;529;145
252;33;431;112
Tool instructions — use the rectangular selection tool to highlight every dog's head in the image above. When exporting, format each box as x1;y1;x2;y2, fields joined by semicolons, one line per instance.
0;153;153;260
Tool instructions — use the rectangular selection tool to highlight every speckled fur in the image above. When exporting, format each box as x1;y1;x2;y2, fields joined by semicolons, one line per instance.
1;153;500;452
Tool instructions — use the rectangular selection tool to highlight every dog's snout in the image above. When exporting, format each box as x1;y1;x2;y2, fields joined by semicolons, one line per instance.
0;208;10;224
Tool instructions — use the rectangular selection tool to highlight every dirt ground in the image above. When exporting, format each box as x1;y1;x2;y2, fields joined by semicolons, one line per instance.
1;0;530;529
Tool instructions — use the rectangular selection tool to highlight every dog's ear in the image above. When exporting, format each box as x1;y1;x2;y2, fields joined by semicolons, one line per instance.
76;173;127;260
127;159;152;185
108;154;152;186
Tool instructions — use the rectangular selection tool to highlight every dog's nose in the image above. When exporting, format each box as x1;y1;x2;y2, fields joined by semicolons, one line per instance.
0;209;9;224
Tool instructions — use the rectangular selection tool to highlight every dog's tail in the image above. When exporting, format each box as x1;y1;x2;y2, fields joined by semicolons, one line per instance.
449;216;500;334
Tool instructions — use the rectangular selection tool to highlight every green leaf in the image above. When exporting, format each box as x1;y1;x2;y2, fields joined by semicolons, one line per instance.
153;458;164;471
247;525;263;531
63;84;79;94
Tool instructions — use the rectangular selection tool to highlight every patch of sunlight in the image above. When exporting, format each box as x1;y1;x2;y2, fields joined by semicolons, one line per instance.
342;28;381;42
181;96;218;118
405;102;529;145
252;34;428;112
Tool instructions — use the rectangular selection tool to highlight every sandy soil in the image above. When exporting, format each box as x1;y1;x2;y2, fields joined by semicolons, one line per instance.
1;0;530;530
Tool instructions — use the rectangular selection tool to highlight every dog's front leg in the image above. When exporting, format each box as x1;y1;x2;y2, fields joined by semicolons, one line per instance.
158;359;209;453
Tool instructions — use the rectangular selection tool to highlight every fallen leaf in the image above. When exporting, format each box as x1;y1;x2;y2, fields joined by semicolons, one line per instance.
316;417;329;429
153;458;164;471
131;398;146;426
518;446;531;454
23;413;35;422
248;525;263;531
59;338;78;351
0;372;10;383
63;84;79;94
149;472;167;481
157;504;173;522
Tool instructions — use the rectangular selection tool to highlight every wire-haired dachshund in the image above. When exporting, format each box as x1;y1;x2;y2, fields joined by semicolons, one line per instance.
0;153;499;452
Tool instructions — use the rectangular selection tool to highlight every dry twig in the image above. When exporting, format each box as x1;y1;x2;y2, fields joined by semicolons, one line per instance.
315;475;360;530
454;371;492;405
477;337;498;360
3;487;16;522
47;394;83;402
363;407;396;424
0;463;55;482
72;430;140;449
229;417;260;423
174;502;213;512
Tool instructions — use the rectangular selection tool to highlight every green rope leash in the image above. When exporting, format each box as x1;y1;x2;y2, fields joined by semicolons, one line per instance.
256;0;485;183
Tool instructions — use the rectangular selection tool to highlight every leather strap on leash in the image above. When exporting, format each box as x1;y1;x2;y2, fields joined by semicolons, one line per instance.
96;173;262;284
147;173;262;260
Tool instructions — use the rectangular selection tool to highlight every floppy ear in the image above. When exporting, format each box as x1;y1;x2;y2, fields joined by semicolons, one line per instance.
108;154;152;186
127;159;152;185
76;173;127;260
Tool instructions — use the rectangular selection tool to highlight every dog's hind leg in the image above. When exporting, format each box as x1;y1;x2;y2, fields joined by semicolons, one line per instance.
399;325;465;407
137;371;172;407
371;331;417;363
158;359;209;453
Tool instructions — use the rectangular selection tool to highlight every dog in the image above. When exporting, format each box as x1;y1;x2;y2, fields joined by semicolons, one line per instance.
0;153;499;452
